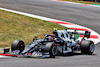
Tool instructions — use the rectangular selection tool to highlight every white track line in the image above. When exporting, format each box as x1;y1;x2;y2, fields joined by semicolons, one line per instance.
53;0;100;7
0;7;100;44
0;56;10;58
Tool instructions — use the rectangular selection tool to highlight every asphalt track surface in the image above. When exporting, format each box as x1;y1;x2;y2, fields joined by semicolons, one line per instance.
0;0;100;67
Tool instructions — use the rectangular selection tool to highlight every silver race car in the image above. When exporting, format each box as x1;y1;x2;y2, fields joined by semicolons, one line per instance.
11;29;95;58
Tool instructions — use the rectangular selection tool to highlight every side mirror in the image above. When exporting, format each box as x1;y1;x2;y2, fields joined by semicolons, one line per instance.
33;36;38;41
35;36;37;38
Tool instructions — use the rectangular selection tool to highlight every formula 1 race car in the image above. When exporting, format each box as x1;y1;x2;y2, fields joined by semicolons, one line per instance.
11;29;95;58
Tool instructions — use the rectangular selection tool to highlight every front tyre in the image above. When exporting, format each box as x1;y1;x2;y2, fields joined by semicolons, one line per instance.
81;40;95;55
11;39;25;53
44;42;58;58
50;44;58;57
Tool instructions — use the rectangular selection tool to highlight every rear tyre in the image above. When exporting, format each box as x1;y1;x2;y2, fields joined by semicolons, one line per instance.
81;40;95;55
11;39;25;53
44;42;58;58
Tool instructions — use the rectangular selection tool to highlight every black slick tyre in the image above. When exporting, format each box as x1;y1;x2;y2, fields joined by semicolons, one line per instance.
11;39;25;53
81;40;95;55
44;42;58;58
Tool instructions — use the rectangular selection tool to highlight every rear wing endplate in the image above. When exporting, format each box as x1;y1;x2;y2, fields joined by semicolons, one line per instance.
66;29;91;38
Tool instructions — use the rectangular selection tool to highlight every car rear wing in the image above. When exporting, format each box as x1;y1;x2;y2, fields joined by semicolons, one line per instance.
66;29;91;38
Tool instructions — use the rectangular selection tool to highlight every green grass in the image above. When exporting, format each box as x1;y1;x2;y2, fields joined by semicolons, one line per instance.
0;10;67;48
61;0;100;5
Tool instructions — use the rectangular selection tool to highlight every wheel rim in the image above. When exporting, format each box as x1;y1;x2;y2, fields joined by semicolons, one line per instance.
90;43;94;53
18;42;24;51
20;44;24;50
52;46;58;55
